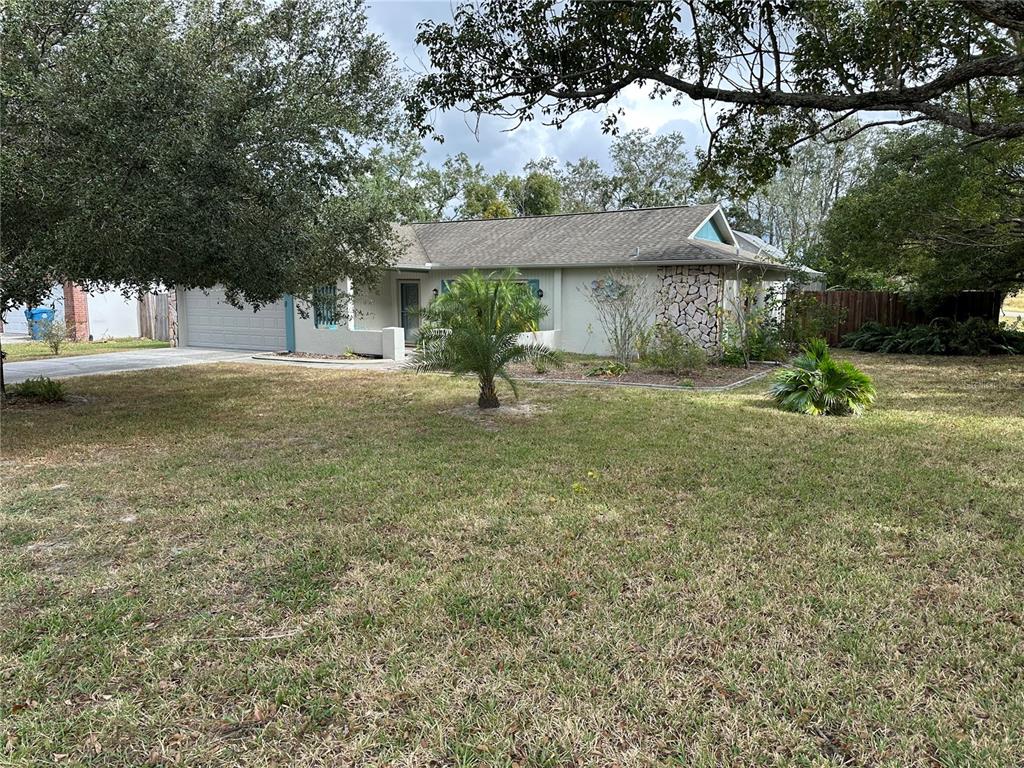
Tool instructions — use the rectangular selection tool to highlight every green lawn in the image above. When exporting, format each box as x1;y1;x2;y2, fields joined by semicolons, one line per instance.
1;354;1022;766
2;337;169;362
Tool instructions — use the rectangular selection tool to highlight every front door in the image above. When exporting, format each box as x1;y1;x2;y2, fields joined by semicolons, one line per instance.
398;281;420;343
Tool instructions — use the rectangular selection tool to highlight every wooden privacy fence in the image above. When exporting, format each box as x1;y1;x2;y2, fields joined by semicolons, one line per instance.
797;290;1004;345
138;292;170;341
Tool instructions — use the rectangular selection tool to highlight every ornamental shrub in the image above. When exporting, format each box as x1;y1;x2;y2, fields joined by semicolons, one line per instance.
637;322;708;375
9;376;66;402
769;339;875;416
843;318;1024;355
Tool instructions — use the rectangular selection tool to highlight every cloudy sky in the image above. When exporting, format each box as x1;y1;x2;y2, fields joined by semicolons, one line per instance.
364;0;711;173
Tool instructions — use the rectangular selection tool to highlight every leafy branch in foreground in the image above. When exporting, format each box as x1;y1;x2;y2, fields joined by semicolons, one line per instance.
412;0;1024;191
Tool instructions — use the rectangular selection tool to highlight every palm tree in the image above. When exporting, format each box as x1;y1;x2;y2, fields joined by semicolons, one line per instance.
412;270;560;408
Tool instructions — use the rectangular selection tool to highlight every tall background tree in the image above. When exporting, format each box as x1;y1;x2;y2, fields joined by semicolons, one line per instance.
810;128;1024;299
720;119;875;259
546;129;697;212
1;0;405;318
607;129;694;208
407;129;697;220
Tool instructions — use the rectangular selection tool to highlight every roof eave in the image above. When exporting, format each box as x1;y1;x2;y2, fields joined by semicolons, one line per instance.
391;258;797;271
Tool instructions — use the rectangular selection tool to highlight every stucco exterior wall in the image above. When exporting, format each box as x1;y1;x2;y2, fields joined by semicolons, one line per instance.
346;265;719;356
333;263;791;359
558;267;662;355
293;280;404;359
351;269;560;333
88;291;140;339
293;313;403;360
352;277;395;331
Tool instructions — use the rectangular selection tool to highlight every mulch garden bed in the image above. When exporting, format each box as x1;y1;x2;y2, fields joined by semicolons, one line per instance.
507;359;778;388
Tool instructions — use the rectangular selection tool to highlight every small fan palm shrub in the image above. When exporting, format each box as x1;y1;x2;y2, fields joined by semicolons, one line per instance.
412;270;560;408
769;339;876;416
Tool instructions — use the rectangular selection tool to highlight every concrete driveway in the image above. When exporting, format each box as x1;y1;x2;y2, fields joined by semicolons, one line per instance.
3;347;258;384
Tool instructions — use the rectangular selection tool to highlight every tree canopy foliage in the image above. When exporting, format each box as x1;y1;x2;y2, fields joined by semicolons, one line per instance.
1;0;404;314
411;0;1024;190
399;128;698;221
719;119;874;259
811;129;1024;299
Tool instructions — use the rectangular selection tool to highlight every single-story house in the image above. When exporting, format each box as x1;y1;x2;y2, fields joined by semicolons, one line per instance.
174;203;803;359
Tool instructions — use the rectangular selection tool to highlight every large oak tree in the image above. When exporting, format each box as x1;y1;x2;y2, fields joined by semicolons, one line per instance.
411;0;1024;189
1;0;405;316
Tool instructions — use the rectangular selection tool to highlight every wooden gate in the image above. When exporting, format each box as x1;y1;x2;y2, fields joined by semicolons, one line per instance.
138;292;170;341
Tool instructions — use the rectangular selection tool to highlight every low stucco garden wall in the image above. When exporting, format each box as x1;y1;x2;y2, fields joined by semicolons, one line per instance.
294;313;405;360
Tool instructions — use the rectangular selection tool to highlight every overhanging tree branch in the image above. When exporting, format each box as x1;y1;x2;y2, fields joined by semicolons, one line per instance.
412;0;1024;187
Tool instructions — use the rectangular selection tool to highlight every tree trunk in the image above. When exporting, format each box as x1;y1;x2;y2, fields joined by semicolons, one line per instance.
478;376;500;408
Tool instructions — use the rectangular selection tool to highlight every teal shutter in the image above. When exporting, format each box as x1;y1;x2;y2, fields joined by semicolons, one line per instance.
284;294;296;351
314;283;338;329
440;279;452;294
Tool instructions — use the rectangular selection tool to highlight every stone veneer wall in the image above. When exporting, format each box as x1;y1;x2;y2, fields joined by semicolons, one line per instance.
655;265;725;352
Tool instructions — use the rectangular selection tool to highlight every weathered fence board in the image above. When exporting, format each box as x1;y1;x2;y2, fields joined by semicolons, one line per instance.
138;292;170;341
798;290;1003;344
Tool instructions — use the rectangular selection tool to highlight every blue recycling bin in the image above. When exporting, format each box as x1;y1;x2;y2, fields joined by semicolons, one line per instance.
25;307;56;340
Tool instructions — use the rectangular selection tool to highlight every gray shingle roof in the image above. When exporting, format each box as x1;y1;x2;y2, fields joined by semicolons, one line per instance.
394;204;785;270
733;230;824;276
733;230;786;260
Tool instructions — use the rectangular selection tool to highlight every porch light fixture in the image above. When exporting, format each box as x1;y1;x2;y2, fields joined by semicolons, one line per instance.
537;288;544;298
432;288;439;298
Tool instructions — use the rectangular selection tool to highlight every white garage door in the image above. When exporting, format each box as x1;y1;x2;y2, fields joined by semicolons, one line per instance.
181;287;287;351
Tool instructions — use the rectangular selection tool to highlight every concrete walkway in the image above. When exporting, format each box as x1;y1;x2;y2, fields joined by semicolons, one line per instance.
3;347;257;384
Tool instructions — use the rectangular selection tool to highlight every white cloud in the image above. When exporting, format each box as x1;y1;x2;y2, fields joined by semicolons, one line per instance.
612;83;707;135
366;1;713;169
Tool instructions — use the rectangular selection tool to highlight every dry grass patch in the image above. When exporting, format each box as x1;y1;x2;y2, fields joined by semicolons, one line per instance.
1;356;1023;766
442;400;550;430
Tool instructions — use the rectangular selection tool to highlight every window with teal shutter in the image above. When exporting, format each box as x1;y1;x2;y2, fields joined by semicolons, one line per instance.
314;283;338;329
440;279;452;294
512;279;541;298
